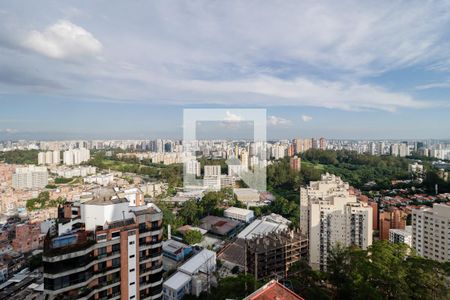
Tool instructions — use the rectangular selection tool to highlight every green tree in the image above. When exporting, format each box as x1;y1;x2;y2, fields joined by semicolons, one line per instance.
214;274;259;300
184;229;203;245
179;199;200;225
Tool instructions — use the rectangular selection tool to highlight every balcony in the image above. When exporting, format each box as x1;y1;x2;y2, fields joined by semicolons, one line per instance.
140;252;162;262
140;264;163;276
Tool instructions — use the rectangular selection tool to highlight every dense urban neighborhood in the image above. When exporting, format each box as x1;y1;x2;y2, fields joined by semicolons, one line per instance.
0;139;449;299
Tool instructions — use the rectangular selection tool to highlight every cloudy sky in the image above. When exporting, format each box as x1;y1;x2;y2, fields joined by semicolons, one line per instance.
1;1;450;140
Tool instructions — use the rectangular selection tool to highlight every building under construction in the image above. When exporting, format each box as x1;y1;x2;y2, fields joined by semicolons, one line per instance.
245;229;308;281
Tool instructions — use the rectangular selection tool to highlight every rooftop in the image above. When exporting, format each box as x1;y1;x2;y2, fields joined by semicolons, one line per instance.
200;215;241;236
178;249;215;275
244;280;304;300
162;239;189;254
237;216;289;240
225;206;254;215
163;271;191;291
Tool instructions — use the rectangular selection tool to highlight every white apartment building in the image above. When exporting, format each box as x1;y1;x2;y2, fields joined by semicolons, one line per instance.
52;166;96;178
224;207;255;223
204;165;221;177
186;160;201;177
12;165;48;189
389;226;412;247
63;148;90;165
412;204;450;262
38;150;60;165
83;173;114;186
301;173;373;270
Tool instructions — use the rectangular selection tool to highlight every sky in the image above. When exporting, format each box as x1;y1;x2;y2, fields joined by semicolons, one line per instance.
1;1;450;140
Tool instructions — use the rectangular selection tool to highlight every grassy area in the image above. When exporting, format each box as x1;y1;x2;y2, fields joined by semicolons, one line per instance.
301;161;325;170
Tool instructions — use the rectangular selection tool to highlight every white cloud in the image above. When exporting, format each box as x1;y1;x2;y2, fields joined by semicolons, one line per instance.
416;78;450;90
224;110;242;121
23;20;102;59
267;115;292;126
174;75;428;111
0;128;17;133
1;2;449;112
301;115;313;122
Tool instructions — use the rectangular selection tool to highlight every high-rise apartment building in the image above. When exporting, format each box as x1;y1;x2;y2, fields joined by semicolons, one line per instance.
185;160;201;177
240;150;249;169
63;148;90;165
43;189;164;299
204;165;221;177
290;156;301;172
319;138;327;150
12;165;48;189
300;173;373;270
302;139;312;152
412;204;450;262
38;150;60;165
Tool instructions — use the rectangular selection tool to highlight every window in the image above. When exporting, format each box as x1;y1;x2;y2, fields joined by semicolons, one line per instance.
98;247;107;256
112;243;120;253
97;233;107;241
112;258;120;267
111;231;120;239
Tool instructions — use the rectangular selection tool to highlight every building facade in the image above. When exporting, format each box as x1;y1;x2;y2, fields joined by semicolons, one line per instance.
12;166;48;189
43;190;164;300
300;173;373;270
412;204;450;262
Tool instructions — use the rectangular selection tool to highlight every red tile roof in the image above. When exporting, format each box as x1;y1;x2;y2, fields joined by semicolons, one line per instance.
244;280;305;300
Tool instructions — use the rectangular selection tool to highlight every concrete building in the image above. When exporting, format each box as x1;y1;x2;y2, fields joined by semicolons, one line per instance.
202;176;221;191
162;249;216;300
43;188;164;300
203;165;221;177
63;148;90;165
185;160;201;177
162;239;192;263
389;226;412;247
379;207;407;240
289;156;301;172
233;188;260;206
218;214;292;268
301;173;373;270
245;229;307;281
412;204;450;262
12;166;48;190
224;207;254;223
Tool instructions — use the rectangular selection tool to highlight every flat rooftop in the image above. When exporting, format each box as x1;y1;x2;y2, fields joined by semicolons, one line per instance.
225;207;253;215
178;249;215;275
163;239;189;254
237;219;288;240
163;271;191;291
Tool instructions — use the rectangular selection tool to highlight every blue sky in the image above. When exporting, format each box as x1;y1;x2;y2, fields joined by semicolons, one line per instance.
0;1;450;140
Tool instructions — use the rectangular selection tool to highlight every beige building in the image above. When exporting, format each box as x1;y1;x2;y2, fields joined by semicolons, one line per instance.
412;204;450;262
301;173;373;270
